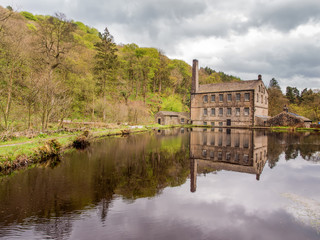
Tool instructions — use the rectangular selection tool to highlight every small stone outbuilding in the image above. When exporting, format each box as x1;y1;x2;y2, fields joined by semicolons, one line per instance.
155;111;190;125
267;111;312;128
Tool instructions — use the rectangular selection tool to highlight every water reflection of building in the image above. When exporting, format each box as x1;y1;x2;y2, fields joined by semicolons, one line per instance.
190;128;268;192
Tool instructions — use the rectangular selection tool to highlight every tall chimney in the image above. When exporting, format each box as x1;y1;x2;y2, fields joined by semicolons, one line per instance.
192;59;199;93
190;159;197;192
258;74;262;80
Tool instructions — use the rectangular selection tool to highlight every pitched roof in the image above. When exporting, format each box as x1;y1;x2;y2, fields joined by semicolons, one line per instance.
288;112;312;122
197;80;262;93
156;111;190;118
270;111;312;122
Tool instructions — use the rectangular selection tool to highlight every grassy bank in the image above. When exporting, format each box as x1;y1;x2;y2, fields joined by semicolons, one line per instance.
0;124;179;175
269;126;320;132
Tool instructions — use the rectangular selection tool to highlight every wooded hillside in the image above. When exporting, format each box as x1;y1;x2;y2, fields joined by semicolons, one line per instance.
0;6;241;131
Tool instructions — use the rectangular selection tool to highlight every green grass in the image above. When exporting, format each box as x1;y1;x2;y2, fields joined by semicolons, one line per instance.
0;136;76;162
0;124;179;164
270;126;320;132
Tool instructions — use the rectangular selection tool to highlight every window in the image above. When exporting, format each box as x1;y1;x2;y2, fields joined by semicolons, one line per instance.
227;108;232;116
219;94;223;102
211;95;215;102
211;108;215;116
181;118;184;123
257;94;259;102
244;107;249;116
234;135;240;147
236;93;240;101
226;135;231;146
203;95;208;103
226;152;231;161
244;93;250;101
234;153;240;162
261;95;263;103
218;151;222;160
219;122;223;126
243;154;249;163
236;108;240;116
203;121;207;126
265;96;267;104
227;94;232;101
219;108;223;116
210;151;214;158
243;136;249;148
204;108;208;116
203;134;207;145
202;149;207;157
211;122;215;126
210;135;215;145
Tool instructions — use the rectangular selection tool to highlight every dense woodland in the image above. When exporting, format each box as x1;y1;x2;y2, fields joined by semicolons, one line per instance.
0;6;319;132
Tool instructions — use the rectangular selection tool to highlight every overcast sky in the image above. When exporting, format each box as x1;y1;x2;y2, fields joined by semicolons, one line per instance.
2;0;320;91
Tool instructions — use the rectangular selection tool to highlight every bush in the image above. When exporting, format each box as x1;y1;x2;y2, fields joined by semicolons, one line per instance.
72;131;90;149
20;11;38;21
36;139;62;161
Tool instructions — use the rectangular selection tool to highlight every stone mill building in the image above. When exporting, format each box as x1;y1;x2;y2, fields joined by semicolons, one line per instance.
190;59;269;127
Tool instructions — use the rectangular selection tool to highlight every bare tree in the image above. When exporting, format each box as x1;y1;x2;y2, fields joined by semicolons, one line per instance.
34;13;75;130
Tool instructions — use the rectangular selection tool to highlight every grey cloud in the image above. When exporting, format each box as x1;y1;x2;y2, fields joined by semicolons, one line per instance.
248;1;320;32
3;0;319;89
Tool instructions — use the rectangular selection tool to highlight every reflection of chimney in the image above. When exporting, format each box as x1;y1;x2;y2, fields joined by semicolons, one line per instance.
258;74;262;80
192;59;199;93
190;159;197;192
256;174;260;181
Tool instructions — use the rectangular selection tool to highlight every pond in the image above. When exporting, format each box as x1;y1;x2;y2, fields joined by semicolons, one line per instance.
0;128;319;240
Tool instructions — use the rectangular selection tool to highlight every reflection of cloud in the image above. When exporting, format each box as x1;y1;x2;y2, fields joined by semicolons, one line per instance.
69;188;319;240
282;193;320;233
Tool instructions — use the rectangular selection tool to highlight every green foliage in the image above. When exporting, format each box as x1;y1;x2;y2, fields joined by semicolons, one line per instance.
26;23;37;31
269;78;281;89
161;95;187;112
199;67;240;84
20;11;38;21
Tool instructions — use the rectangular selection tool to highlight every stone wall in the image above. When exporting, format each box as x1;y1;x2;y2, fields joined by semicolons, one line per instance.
267;112;304;127
190;90;254;126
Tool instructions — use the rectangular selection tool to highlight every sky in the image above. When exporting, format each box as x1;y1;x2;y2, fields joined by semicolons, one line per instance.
2;0;320;91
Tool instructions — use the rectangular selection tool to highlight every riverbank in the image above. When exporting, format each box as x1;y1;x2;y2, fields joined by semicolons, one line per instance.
1;124;319;175
0;124;183;175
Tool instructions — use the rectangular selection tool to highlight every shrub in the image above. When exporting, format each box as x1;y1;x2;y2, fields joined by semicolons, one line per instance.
20;11;38;21
36;139;61;161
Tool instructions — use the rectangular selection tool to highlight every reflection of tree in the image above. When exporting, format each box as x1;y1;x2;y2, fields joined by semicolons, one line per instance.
267;132;283;168
115;144;189;199
0;131;190;235
267;132;320;168
285;144;299;161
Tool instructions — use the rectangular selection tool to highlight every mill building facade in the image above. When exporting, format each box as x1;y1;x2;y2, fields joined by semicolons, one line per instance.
190;59;269;127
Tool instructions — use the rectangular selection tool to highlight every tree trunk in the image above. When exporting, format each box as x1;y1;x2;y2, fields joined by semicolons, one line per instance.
3;65;15;130
92;92;95;121
102;80;106;121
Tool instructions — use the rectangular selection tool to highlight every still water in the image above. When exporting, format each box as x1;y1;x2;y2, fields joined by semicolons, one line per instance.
0;128;319;240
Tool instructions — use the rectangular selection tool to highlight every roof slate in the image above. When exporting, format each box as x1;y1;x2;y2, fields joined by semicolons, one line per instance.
197;80;263;93
156;111;190;118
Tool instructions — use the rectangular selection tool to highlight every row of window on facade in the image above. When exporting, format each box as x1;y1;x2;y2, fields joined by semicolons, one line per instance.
202;135;249;148
256;93;268;104
258;85;265;94
203;107;250;117
203;93;250;103
202;149;250;163
203;93;267;105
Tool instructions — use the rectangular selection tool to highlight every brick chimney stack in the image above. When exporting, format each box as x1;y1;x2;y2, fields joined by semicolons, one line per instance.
258;74;262;80
192;59;199;93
